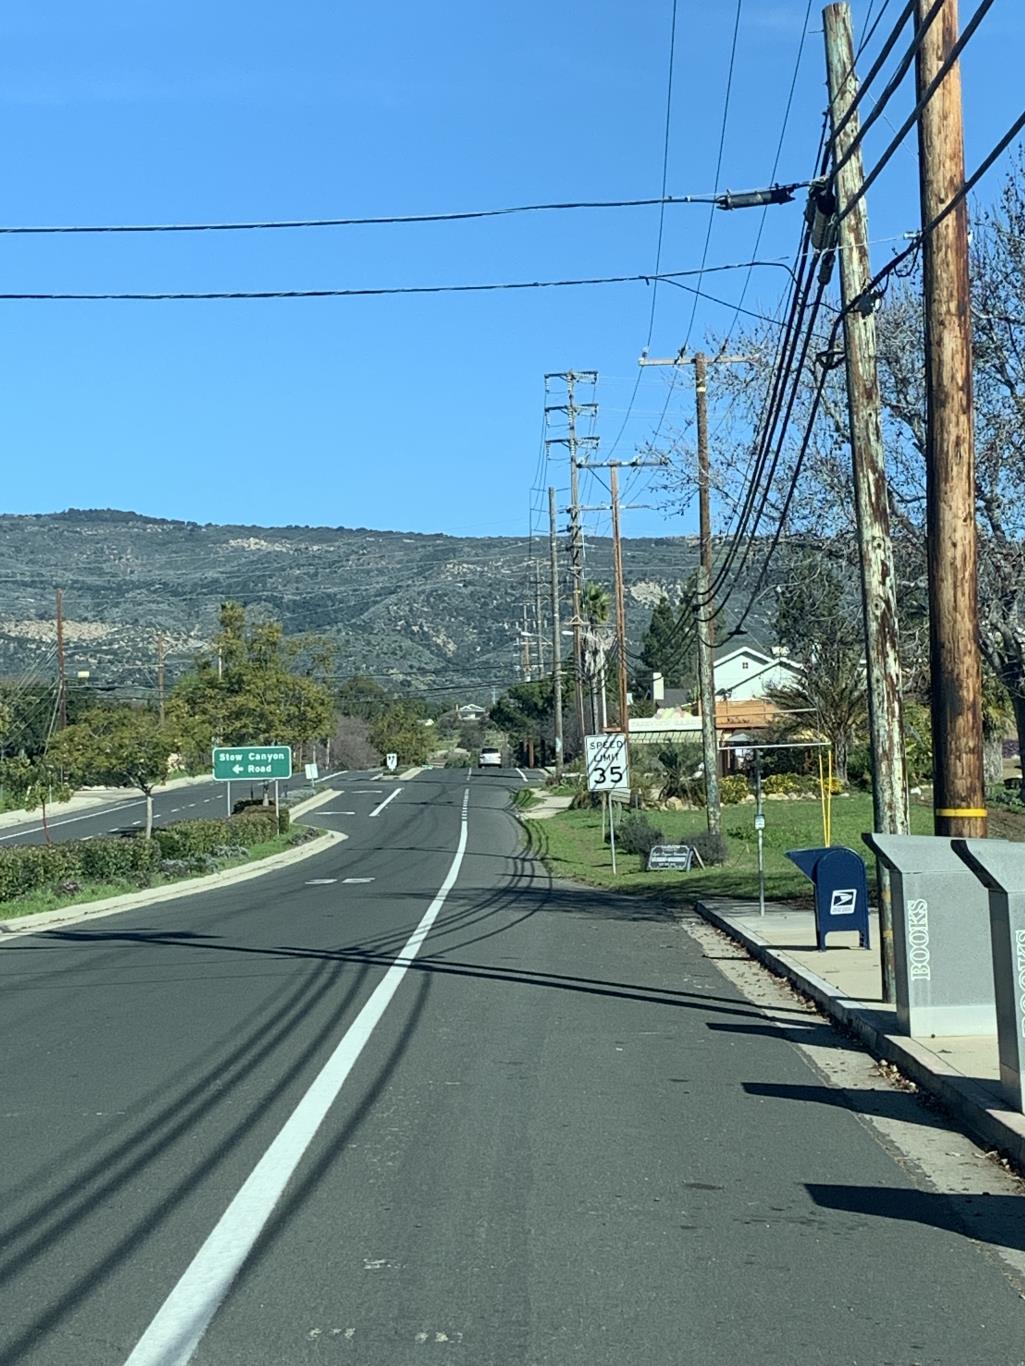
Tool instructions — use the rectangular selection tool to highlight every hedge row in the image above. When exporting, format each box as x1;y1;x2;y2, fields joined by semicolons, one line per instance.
0;837;160;904
0;808;290;905
154;809;288;859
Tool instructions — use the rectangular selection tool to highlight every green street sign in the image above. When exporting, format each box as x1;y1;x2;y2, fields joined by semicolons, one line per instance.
212;745;292;781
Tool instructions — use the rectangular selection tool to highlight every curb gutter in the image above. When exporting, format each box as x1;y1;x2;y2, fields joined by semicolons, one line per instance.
0;786;346;942
694;898;1025;1169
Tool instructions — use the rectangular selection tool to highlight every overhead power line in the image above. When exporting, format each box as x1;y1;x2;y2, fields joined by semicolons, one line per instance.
0;185;810;238
0;257;803;303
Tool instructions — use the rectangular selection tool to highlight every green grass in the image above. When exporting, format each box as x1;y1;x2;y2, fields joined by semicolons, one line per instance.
0;829;315;922
538;794;1025;906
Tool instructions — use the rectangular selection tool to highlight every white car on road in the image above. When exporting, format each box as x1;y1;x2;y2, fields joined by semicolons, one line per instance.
478;747;503;768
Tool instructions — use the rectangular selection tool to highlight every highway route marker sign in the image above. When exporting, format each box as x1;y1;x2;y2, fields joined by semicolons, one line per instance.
585;733;630;794
386;753;398;771
212;745;292;781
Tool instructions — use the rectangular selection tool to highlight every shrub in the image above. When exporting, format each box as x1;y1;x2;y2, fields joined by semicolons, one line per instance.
719;774;750;805
0;842;80;902
614;812;665;857
230;808;286;842
687;831;729;866
154;820;227;859
762;773;803;796
211;843;248;860
78;836;159;884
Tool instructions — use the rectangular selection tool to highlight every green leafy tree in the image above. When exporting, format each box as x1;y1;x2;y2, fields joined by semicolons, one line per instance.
639;594;695;692
50;707;175;838
369;702;430;766
168;603;335;766
490;679;561;764
12;754;73;843
336;674;394;722
768;550;868;785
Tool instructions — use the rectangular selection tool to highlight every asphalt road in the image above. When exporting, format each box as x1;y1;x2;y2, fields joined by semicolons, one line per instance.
0;771;337;847
1;768;1024;1364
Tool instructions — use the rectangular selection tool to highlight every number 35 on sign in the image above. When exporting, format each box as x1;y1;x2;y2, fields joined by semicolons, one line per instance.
585;733;630;793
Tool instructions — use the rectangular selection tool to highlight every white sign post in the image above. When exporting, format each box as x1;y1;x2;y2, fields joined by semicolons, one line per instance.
585;734;630;876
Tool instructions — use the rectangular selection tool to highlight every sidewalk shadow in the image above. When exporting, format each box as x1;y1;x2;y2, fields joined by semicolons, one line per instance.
806;1183;1025;1254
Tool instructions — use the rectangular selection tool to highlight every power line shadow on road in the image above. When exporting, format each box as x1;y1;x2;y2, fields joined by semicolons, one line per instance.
806;1183;1025;1255
742;1081;960;1132
705;1019;839;1046
0;957;375;1366
237;972;432;1288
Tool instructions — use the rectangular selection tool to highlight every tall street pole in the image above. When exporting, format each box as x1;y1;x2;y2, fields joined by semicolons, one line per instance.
548;486;565;779
55;587;67;731
915;0;986;839
157;632;166;725
610;466;630;735
825;2;910;1001
694;352;722;836
534;560;545;676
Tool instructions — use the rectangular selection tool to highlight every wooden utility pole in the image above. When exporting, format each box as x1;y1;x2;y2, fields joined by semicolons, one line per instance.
694;353;721;835
640;351;756;833
55;588;67;730
534;560;545;676
548;485;565;778
157;632;166;724
610;466;630;734
915;0;986;838
545;371;598;750
825;2;911;1000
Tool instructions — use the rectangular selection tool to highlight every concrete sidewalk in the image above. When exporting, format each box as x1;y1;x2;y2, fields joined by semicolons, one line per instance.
696;896;1025;1168
520;793;574;820
0;772;216;832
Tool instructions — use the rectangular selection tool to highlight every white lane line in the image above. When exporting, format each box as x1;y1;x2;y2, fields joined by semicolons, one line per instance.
368;788;400;818
319;769;347;781
170;808;181;813
124;784;471;1366
315;811;356;816
516;768;528;784
342;877;375;884
304;878;337;886
0;799;143;843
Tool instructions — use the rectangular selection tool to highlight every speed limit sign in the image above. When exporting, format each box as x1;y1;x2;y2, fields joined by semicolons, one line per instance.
585;733;630;794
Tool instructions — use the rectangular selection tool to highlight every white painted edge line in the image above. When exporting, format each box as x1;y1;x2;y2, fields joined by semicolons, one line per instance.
123;784;471;1366
368;787;401;818
342;877;375;884
0;799;142;843
516;767;528;784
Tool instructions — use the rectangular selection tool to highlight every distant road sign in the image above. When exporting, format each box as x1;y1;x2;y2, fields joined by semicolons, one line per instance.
386;753;398;771
305;762;319;782
585;733;630;794
212;745;292;781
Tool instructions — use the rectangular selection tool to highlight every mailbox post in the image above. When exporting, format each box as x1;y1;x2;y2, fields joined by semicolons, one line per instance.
953;839;1025;1112
864;834;996;1038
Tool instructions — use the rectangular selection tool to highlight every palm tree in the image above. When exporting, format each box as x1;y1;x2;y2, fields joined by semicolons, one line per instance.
580;582;612;731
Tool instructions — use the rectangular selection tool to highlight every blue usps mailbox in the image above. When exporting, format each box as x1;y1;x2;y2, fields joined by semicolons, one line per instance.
785;846;871;952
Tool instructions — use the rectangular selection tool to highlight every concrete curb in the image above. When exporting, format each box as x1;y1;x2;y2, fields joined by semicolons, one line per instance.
694;898;1025;1169
398;767;425;781
0;788;346;942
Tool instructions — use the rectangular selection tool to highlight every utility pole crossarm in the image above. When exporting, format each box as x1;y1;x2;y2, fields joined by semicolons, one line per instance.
638;354;758;367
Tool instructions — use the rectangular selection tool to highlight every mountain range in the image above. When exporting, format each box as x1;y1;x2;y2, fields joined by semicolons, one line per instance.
0;509;773;701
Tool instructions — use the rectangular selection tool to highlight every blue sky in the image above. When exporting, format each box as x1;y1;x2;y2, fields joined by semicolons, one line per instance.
1;0;1022;541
